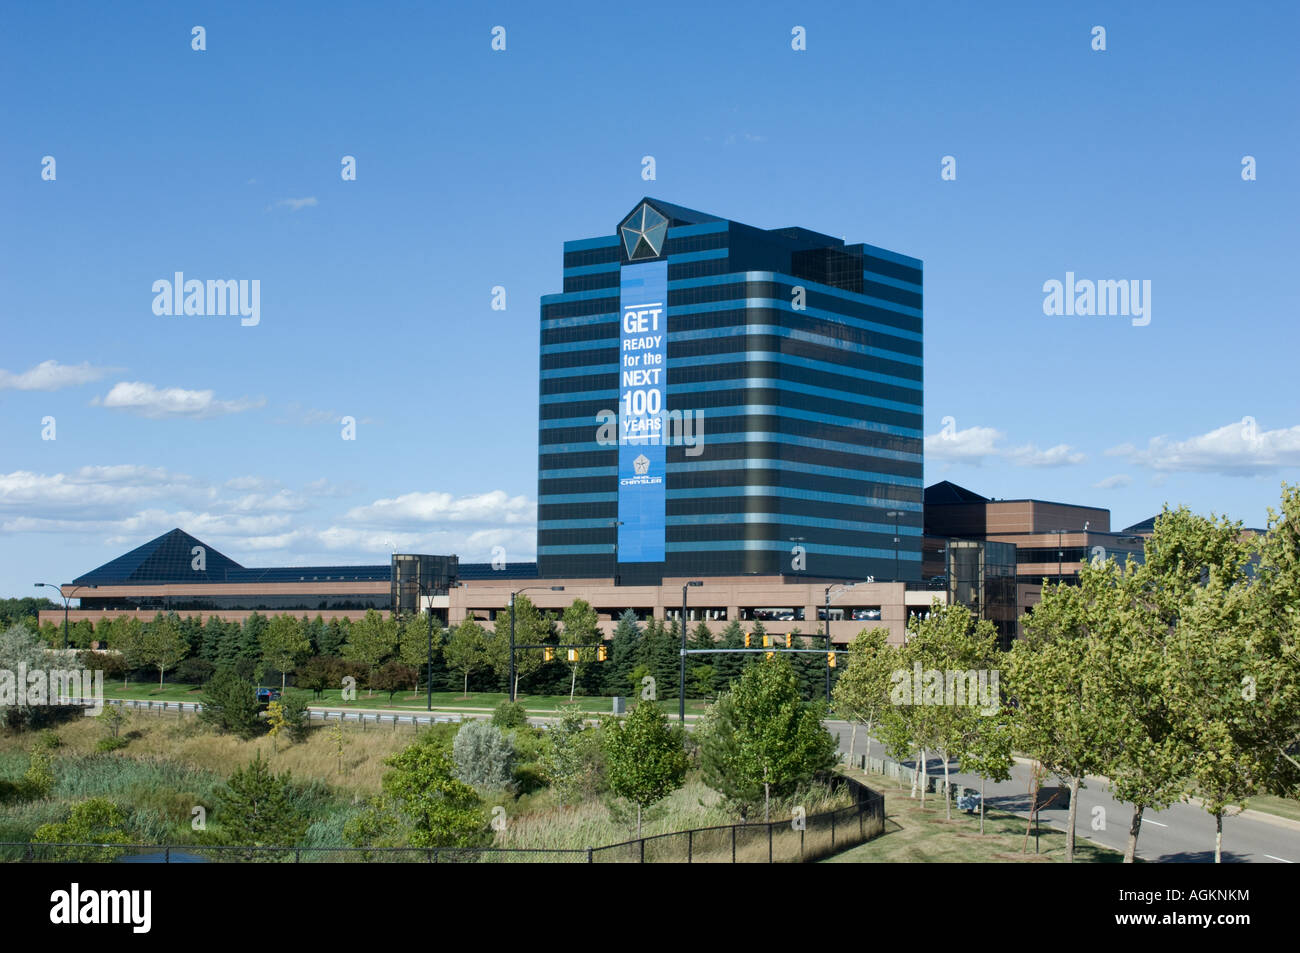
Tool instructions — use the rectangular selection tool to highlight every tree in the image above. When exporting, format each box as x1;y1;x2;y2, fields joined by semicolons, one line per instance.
604;609;642;696
1244;483;1300;800
696;691;762;819
603;701;688;837
831;627;896;772
295;656;331;699
261;615;310;690
372;660;415;703
32;798;132;862
905;604;1001;820
548;707;606;805
1099;507;1252;862
266;701;288;754
698;656;838;821
0;624;50;728
111;617;147;688
560;599;602;702
1009;576;1111;860
399;613;435;693
347;739;487;849
141;613;189;690
213;753;309;853
198;669;263;738
278;689;310;743
319;618;349;657
342;609;398;695
444;617;488;698
491;596;547;698
452;720;516;790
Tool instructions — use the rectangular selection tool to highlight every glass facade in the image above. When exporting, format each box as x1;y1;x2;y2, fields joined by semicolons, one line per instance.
391;554;459;617
922;536;1018;650
539;198;924;584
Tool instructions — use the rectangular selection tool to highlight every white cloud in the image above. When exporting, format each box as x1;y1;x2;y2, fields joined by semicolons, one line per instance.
0;360;116;391
0;467;211;519
925;425;1004;463
1107;419;1300;475
345;490;534;527
926;424;1085;468
274;197;318;211
1092;473;1133;489
1006;443;1086;467
93;381;265;419
0;468;538;566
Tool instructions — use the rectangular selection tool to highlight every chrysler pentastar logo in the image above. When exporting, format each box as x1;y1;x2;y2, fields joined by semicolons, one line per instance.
620;202;668;261
633;453;650;475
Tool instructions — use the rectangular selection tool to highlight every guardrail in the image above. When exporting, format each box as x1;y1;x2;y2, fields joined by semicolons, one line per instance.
90;697;465;729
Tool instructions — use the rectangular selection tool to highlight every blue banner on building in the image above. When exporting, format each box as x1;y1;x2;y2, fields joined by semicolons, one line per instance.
618;260;668;562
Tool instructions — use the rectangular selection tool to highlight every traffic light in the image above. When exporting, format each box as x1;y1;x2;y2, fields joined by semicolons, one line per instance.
744;632;751;648
763;635;773;660
828;651;837;668
597;644;608;662
567;648;577;663
543;646;554;662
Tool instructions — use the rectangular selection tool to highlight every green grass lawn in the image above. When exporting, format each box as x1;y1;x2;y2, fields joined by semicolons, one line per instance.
101;683;712;716
826;767;1127;863
1231;793;1300;824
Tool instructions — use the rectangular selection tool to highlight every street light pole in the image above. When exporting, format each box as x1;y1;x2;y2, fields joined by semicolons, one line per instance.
886;510;903;582
35;583;84;650
426;591;435;712
509;586;565;702
824;587;832;704
680;581;702;725
609;520;624;587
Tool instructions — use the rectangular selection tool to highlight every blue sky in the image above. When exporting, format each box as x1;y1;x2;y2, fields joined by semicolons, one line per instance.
2;0;1297;597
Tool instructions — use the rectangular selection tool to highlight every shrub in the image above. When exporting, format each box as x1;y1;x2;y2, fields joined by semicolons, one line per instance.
491;700;528;730
198;669;263;739
547;707;606;805
22;748;56;800
32;797;132;862
96;736;130;753
452;720;515;790
279;690;311;742
174;657;215;685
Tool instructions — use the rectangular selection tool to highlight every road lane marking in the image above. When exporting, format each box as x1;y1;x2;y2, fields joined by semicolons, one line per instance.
1144;819;1168;828
1265;854;1292;863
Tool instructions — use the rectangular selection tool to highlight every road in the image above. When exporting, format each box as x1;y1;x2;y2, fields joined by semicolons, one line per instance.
825;719;1300;863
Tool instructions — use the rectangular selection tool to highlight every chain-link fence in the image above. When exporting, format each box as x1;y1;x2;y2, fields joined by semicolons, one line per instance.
3;778;884;864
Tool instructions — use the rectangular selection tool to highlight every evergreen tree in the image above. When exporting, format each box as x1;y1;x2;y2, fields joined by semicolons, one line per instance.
240;613;268;680
213;753;310;852
200;616;228;664
605;609;642;695
698;656;838;822
318;618;348;657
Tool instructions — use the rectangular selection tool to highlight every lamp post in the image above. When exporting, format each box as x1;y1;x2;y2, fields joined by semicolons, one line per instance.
509;586;565;702
35;583;88;650
680;580;703;725
609;520;624;587
823;582;865;705
886;511;903;582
